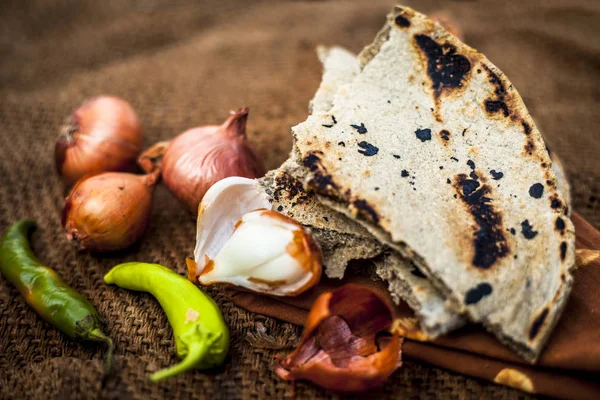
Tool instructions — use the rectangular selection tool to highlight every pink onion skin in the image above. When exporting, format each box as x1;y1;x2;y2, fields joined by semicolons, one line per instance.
55;96;143;186
160;108;265;215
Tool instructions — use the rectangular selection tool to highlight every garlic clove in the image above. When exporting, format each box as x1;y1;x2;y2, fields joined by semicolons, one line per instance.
275;284;403;392
196;209;322;296
191;177;271;281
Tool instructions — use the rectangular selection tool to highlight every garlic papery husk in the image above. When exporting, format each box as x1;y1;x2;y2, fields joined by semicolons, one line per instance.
189;176;271;282
275;284;403;392
192;209;322;296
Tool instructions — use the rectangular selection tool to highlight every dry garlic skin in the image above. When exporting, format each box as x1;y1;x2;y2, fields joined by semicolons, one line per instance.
199;210;322;296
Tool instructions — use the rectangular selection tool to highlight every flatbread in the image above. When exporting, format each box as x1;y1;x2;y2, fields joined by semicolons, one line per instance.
305;45;469;336
292;7;575;361
308;46;360;115
304;45;573;337
258;162;383;279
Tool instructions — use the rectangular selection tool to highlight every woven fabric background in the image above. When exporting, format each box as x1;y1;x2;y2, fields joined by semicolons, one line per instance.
0;0;598;398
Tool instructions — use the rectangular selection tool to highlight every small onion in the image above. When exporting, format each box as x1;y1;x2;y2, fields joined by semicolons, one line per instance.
61;171;158;252
55;96;143;186
139;107;265;215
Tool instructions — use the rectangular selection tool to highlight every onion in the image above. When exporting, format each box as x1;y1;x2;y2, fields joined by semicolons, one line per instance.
55;96;143;186
61;171;158;252
139;107;264;215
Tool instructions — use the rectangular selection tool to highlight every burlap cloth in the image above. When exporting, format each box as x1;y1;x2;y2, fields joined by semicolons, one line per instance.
0;0;598;399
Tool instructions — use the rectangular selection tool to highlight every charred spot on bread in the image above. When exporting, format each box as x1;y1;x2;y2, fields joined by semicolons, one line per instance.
410;265;427;278
395;14;411;28
415;128;432;142
555;217;565;232
490;170;503;180
351;198;380;224
484;99;510;117
273;172;310;205
357;141;379;156
521;220;538;239
401;170;409;178
465;282;493;304
351;123;368;134
303;152;342;199
560;242;567;261
550;196;563;210
529;308;549;340
529;183;544;199
454;174;509;269
414;34;471;95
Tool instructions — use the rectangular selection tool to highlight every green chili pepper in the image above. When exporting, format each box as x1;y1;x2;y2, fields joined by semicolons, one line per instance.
104;262;229;382
0;220;114;378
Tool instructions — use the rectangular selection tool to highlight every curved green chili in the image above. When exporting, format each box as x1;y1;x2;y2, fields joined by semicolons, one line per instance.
0;220;114;379
104;262;229;382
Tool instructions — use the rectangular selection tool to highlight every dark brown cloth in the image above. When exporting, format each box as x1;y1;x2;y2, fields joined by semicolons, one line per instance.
228;213;600;399
1;1;599;399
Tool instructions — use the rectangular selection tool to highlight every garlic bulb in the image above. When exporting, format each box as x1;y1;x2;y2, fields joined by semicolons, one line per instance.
187;177;322;296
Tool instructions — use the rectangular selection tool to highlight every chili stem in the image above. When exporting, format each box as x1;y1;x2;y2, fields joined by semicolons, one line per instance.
150;341;208;382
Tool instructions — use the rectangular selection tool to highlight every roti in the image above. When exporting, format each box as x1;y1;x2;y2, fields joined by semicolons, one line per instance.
292;6;575;361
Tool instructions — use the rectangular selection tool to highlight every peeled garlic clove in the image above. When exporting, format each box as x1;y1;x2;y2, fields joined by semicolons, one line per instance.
189;176;271;281
194;208;322;296
275;284;403;392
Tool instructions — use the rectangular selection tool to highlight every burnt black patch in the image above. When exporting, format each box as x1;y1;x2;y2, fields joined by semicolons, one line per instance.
447;178;451;184
490;170;503;180
414;34;471;96
450;156;459;162
560;242;567;261
273;172;310;205
510;228;516;235
395;14;411;27
351;123;367;134
555;217;565;232
467;160;476;170
277;205;283;212
401;170;409;178
454;174;509;269
322;115;337;128
415;128;432;142
357;141;378;156
410;265;427;278
303;153;341;198
469;171;479;180
393;154;401;159
465;282;493;305
525;139;535;154
484;99;510;117
440;130;450;140
529;308;549;340
522;121;531;135
529;183;544;199
551;197;562;209
338;141;345;147
521;220;538;239
352;199;379;224
462;179;480;196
